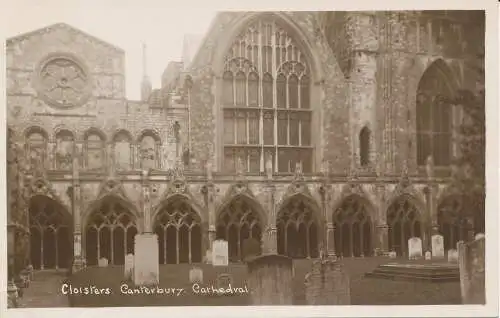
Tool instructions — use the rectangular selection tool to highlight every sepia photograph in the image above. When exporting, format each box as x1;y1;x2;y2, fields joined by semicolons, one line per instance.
2;0;498;317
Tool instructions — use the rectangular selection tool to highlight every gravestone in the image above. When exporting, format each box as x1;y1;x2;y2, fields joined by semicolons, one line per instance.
242;238;261;261
304;257;351;305
189;267;204;284
216;273;233;290
246;254;293;305
431;234;445;259
458;237;485;304
133;233;159;286
212;239;229;266
447;249;459;263
124;254;134;280
425;251;431;260
408;237;422;260
389;251;397;259
204;249;212;264
98;257;108;267
474;233;485;240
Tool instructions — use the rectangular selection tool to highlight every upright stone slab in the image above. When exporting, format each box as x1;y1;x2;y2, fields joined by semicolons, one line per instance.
246;254;293;305
458;237;485;304
98;257;108;267
189;266;203;284
408;237;422;260
431;234;445;259
133;233;159;286
448;249;459;263
212;239;229;266
305;257;351;305
124;254;134;280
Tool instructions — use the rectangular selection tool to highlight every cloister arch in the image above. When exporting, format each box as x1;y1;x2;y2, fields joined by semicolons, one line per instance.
438;195;473;251
84;196;138;266
216;195;264;262
333;195;374;257
277;193;321;259
29;195;72;269
386;195;423;257
153;196;203;264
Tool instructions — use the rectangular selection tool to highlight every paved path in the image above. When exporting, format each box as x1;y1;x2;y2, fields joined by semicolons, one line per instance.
19;270;69;308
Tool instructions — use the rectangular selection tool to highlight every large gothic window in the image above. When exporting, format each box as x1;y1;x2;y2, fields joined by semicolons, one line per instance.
277;196;319;259
222;19;313;174
84;130;106;171
416;60;454;166
55;130;75;171
153;199;202;264
216;197;262;262
139;132;160;170
438;196;472;251
29;196;72;269
113;131;132;171
26;127;48;171
387;196;422;257
333;196;373;257
85;198;137;266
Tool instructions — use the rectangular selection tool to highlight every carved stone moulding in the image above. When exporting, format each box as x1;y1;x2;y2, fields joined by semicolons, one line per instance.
34;52;92;110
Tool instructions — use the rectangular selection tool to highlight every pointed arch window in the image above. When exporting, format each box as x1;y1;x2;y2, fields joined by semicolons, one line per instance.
221;19;314;174
416;61;454;167
359;126;371;166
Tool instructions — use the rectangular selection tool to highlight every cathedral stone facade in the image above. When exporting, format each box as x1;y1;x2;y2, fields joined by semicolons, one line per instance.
6;11;485;271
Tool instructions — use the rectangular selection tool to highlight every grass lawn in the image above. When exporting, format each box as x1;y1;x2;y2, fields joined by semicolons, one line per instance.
67;257;461;307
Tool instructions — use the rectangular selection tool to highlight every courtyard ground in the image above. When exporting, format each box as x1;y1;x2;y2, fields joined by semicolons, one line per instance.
18;270;69;308
65;257;461;307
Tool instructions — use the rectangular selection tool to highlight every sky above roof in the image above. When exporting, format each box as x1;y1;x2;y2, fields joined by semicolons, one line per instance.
5;1;216;100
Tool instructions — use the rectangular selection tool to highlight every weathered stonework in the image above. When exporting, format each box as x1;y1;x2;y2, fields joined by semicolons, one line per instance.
6;12;484;269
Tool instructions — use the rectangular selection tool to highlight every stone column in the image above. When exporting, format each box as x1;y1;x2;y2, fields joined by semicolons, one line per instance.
326;222;336;257
206;182;216;253
376;224;389;253
72;143;84;272
264;182;277;254
48;140;56;170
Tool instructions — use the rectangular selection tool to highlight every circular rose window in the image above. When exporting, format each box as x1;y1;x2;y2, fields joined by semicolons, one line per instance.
37;55;91;108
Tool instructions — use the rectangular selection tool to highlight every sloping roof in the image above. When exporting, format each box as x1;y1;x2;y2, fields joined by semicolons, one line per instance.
6;22;124;53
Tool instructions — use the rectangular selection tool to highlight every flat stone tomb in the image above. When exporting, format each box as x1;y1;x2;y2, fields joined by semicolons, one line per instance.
366;262;459;282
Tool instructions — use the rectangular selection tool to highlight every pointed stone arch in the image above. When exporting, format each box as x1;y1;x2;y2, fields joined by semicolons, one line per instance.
28;195;73;269
153;194;203;264
386;194;424;257
276;187;323;259
215;182;266;262
27;177;71;213
332;193;376;257
212;12;325;83
437;193;474;251
83;194;139;266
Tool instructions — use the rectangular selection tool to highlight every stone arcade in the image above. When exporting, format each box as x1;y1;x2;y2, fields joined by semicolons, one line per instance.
6;11;484;275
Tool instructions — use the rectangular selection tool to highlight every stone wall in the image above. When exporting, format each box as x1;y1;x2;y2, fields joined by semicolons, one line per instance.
458;237;485;304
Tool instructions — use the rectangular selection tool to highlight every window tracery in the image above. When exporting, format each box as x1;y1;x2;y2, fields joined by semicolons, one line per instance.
333;196;372;257
222;19;313;174
85;199;137;266
216;197;262;262
154;200;202;264
416;60;453;166
387;196;422;256
277;198;318;259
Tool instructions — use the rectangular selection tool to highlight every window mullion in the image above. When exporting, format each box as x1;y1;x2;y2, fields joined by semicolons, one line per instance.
272;22;278;173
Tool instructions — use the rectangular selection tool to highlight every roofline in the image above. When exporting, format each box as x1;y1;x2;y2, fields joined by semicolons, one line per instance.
188;12;224;71
6;22;125;53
